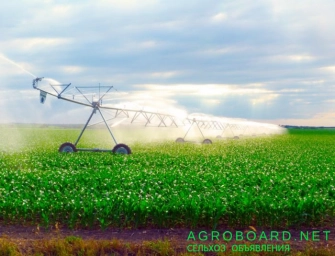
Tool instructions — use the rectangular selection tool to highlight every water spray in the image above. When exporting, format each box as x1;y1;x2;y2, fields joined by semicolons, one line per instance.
0;53;37;78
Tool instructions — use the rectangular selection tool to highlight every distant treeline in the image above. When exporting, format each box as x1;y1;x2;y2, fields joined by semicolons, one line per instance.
281;125;335;129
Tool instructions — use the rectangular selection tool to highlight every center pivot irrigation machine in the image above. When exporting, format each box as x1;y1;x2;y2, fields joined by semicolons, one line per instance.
32;77;284;154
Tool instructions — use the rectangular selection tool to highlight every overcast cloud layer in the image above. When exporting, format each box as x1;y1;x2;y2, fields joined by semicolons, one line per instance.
1;0;335;126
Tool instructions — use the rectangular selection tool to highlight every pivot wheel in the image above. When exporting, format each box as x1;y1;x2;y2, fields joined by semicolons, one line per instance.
202;139;212;144
112;143;131;154
233;136;239;140
176;137;185;143
59;142;77;153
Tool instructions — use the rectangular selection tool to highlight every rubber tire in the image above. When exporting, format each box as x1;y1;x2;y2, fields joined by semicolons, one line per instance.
59;142;77;153
202;139;212;144
233;136;239;140
176;138;185;143
112;143;131;154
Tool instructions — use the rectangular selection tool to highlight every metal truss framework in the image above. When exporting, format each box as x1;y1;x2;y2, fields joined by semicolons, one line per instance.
32;77;284;153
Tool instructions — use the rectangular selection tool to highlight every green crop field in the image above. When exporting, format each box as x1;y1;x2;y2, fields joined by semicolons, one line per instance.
0;126;334;230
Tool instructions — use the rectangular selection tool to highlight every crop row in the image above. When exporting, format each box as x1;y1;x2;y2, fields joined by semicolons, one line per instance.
0;127;335;229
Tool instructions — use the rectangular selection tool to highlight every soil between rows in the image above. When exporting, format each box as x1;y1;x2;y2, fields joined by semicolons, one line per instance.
1;225;334;252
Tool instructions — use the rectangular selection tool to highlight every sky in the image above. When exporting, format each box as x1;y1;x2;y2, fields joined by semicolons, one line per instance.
1;0;335;126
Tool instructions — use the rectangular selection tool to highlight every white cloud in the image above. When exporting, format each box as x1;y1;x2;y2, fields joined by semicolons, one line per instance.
268;54;315;63
300;80;324;85
99;0;157;10
139;84;275;97
211;12;227;22
148;71;181;79
1;38;72;52
139;40;157;48
202;99;221;105
197;46;248;55
287;55;315;62
278;89;305;93
51;4;72;14
61;65;86;74
320;66;335;73
251;94;279;105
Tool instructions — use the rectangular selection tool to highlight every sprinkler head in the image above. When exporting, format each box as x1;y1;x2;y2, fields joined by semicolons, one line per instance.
32;77;44;88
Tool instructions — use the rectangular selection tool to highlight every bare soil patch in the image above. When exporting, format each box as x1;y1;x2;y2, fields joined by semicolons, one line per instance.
1;224;335;253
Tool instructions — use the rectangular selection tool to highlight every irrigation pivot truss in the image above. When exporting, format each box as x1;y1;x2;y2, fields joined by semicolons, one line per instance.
32;77;285;154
